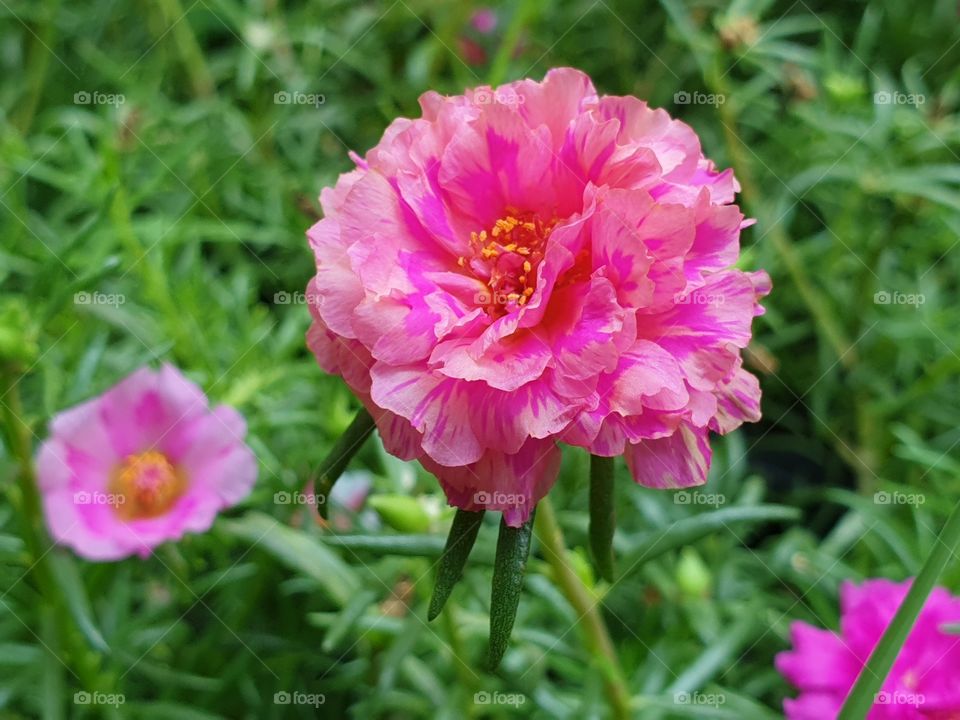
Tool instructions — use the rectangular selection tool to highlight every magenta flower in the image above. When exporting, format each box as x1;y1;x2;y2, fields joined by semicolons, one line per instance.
306;68;769;525
776;579;960;718
36;364;257;561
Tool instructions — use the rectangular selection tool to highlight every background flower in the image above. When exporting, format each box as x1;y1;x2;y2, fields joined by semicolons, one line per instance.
36;365;257;560
776;579;960;718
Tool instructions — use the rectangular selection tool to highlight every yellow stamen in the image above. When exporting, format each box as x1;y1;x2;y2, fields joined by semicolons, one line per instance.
110;450;185;520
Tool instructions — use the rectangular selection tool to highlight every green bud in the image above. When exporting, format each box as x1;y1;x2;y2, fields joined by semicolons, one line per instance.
367;494;431;534
676;547;712;598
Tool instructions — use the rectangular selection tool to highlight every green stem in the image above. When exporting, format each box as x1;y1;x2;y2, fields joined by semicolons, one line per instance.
535;498;631;720
589;454;616;582
486;0;537;86
315;408;376;518
0;372;103;692
838;499;960;719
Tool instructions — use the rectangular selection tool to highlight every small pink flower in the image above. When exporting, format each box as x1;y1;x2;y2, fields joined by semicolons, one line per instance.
36;364;257;561
776;579;960;719
306;68;768;525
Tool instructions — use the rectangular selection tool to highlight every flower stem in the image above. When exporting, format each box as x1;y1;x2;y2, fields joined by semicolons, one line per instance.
589;455;616;582
535;497;631;720
838;498;960;719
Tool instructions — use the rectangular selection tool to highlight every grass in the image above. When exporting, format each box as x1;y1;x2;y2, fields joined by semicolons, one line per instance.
1;0;959;717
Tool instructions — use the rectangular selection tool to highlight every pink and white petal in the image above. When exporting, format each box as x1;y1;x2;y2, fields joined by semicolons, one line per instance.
625;423;711;489
308;216;364;339
423;438;562;527
370;365;483;467
596;96;701;183
683;191;744;282
544;277;631;382
469;378;582;454
711;366;763;434
358;394;424;462
430;328;551;391
438;105;556;226
513;67;598;149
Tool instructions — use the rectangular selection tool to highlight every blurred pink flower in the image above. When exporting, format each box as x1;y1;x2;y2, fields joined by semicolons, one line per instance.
776;579;960;718
306;68;768;525
37;364;257;561
470;8;498;34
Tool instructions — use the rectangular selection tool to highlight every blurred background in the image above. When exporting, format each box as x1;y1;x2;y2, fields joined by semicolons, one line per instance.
1;0;959;717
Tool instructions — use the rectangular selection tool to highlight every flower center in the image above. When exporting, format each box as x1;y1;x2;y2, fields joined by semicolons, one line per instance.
459;210;556;317
110;450;186;520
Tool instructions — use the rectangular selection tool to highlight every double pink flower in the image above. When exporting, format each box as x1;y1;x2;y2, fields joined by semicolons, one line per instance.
306;68;769;524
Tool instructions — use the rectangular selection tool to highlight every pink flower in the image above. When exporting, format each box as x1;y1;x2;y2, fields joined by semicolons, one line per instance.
470;8;498;34
306;68;769;525
36;364;257;561
776;579;960;718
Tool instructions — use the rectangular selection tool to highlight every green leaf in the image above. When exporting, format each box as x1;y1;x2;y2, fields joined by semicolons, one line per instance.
47;551;109;654
219;512;360;608
322;589;377;653
428;509;485;620
589;455;616;582
487;510;536;670
622;505;800;567
315;408;376;518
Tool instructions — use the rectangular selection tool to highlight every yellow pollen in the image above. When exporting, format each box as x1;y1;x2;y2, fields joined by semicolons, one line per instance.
110;450;185;520
466;210;558;317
